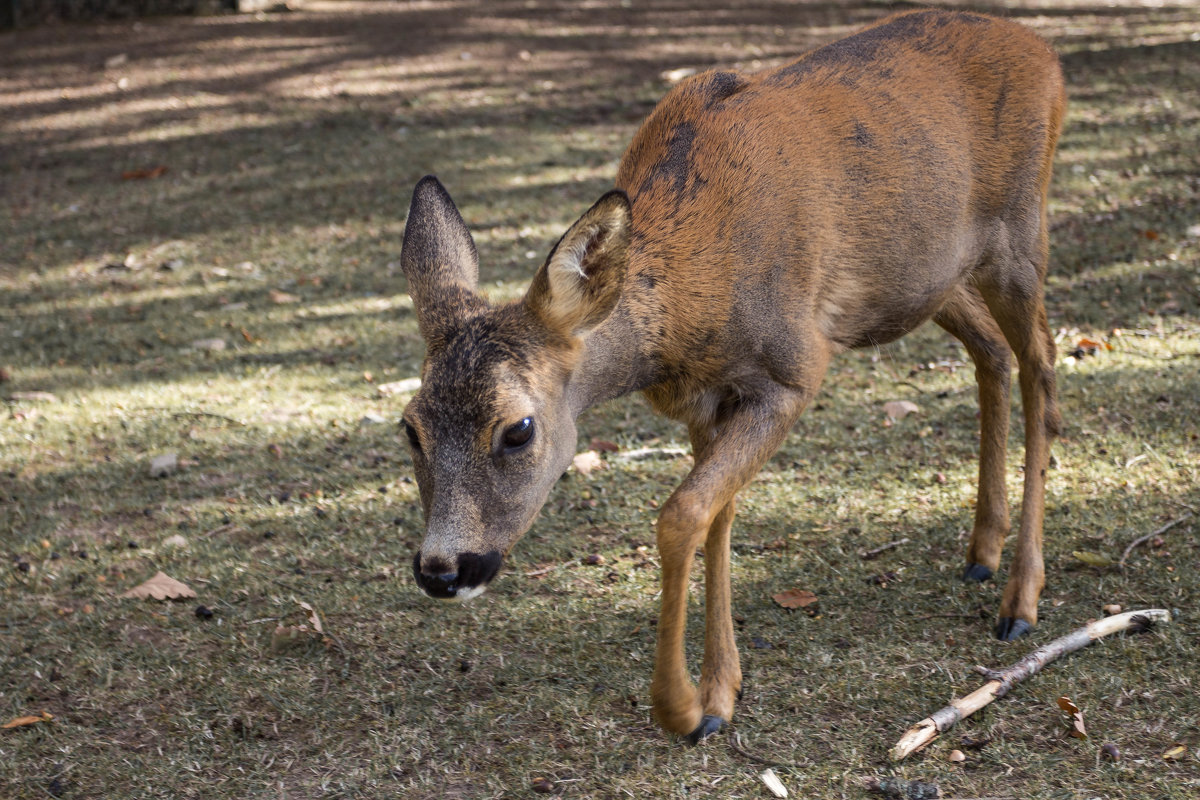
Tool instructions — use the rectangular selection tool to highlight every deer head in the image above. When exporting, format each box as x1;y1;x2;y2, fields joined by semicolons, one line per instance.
400;176;630;599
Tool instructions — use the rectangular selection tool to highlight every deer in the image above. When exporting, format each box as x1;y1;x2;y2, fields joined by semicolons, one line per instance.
399;8;1066;743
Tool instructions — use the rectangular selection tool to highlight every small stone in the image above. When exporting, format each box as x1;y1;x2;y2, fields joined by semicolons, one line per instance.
359;413;387;426
583;553;605;566
531;777;555;794
162;534;188;549
191;338;227;351
150;452;178;478
948;749;966;763
195;605;214;619
1101;742;1120;761
1102;603;1122;615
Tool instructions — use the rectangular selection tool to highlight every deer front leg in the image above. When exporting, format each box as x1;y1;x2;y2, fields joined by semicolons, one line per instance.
649;383;815;743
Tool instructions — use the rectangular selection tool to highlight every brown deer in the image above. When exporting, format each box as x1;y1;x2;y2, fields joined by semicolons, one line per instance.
400;8;1065;743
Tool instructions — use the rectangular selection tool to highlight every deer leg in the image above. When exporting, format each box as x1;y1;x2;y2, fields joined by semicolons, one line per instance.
935;286;1013;582
694;499;739;743
981;260;1061;641
651;381;816;742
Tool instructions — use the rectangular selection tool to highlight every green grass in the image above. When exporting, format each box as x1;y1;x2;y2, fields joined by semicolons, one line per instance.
2;2;1198;798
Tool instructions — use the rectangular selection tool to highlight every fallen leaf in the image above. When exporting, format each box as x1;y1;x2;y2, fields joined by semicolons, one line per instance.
572;450;605;477
589;438;620;453
1162;744;1187;761
121;165;167;180
298;600;324;634
121;571;196;600
530;777;556;794
269;289;300;304
1102;603;1122;615
883;400;920;422
948;749;966;763
772;588;818;610
2;711;53;729
1057;695;1087;739
191;338;227;351
1072;550;1114;568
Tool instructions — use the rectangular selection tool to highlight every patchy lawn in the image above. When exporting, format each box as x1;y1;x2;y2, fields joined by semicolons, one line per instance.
2;1;1198;798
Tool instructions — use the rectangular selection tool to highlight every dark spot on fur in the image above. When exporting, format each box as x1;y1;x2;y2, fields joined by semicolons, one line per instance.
637;122;702;207
849;121;874;148
767;9;962;87
701;71;748;108
993;82;1009;135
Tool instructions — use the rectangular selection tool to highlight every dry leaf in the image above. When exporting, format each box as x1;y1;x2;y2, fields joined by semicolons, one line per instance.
948;749;966;763
1102;603;1122;615
298;600;324;634
1056;696;1087;739
883;400;920;422
269;289;300;304
122;165;168;180
121;571;196;600
572;450;605;477
1162;744;1187;761
2;711;53;729
772;588;818;610
589;438;620;453
1072;550;1114;568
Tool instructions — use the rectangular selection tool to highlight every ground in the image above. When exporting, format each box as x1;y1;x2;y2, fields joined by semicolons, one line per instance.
1;1;1198;798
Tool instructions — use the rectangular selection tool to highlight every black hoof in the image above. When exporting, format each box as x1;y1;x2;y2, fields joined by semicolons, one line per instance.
962;563;993;582
995;617;1034;641
685;715;725;745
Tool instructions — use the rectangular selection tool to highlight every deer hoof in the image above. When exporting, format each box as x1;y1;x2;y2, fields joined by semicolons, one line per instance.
685;715;725;745
995;617;1034;641
962;562;993;582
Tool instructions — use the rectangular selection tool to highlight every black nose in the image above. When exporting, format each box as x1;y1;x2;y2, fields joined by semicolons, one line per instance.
412;550;502;599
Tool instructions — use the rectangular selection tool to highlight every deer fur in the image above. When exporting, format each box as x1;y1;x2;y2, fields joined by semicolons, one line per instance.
400;9;1065;743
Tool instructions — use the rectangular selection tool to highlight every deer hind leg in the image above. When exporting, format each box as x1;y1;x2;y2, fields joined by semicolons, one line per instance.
650;377;820;743
977;240;1061;641
934;286;1014;583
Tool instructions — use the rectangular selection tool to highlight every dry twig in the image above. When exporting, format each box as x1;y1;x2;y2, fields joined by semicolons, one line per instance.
1119;512;1193;570
889;609;1170;760
860;538;910;560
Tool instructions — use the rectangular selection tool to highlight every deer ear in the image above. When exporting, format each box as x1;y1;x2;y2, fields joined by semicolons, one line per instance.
525;190;631;338
401;176;487;349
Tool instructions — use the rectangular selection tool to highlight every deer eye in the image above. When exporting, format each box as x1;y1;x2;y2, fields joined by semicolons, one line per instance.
500;417;534;453
403;420;422;454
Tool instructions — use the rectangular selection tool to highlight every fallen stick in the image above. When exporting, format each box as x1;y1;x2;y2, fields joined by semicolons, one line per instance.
889;609;1170;761
860;538;910;561
1118;512;1193;570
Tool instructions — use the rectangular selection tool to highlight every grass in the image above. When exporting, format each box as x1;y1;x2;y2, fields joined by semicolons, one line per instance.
2;1;1198;798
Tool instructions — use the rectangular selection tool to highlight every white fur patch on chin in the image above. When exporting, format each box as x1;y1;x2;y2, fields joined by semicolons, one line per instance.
456;585;487;602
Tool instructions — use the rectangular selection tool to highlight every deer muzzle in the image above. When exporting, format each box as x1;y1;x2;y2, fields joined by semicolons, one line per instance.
412;550;503;601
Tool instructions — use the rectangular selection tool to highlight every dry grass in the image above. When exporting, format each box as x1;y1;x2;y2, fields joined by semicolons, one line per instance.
2;2;1198;798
